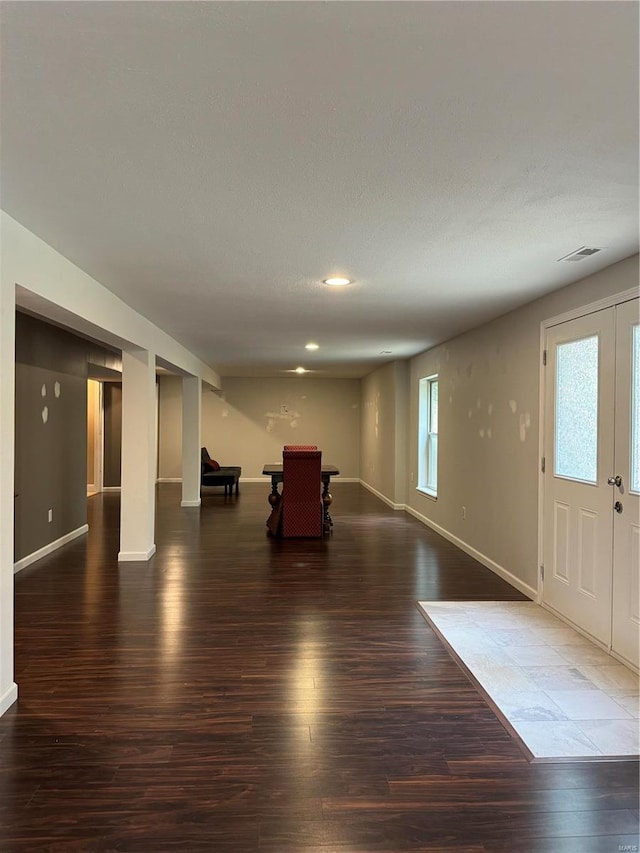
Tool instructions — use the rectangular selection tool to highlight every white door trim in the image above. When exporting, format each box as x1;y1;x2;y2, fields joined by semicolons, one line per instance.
542;286;638;331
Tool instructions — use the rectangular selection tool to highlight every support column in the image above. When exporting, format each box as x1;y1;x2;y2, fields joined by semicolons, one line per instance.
181;375;201;507
119;348;157;562
0;283;18;715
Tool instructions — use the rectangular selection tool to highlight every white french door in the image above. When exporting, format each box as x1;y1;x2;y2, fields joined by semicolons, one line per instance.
611;300;640;667
543;309;615;646
542;298;639;668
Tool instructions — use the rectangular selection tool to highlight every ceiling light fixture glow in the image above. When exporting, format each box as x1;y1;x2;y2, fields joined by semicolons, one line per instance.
295;366;306;374
305;342;319;350
323;277;353;286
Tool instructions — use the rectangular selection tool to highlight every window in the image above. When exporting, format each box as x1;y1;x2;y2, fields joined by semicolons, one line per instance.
555;335;599;483
418;375;438;496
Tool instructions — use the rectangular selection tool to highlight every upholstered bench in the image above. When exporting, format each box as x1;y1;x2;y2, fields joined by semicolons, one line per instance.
201;466;241;496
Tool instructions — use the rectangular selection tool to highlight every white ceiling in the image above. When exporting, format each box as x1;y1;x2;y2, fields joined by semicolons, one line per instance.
1;2;638;378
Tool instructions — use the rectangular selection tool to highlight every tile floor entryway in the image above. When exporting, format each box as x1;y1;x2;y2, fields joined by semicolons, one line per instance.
418;601;639;760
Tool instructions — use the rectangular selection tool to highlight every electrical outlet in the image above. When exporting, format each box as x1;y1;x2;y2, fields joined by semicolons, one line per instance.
48;508;53;523
462;506;466;520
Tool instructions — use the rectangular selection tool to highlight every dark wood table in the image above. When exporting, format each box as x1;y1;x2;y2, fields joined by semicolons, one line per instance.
262;463;340;533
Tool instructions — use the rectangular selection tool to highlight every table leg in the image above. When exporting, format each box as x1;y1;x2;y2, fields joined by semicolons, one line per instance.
266;475;282;533
268;476;281;509
322;475;333;533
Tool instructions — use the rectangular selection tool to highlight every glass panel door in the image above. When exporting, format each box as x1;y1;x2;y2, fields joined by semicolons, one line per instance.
543;308;615;645
612;299;640;668
630;324;640;495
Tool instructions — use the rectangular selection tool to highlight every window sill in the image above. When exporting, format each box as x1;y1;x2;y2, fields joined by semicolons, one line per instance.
416;487;437;501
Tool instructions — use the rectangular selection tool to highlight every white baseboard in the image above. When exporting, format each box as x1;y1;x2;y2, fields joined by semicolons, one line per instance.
118;545;157;562
0;682;18;717
359;480;404;510
102;486;121;492
157;478;182;483
404;505;537;600
14;524;89;574
181;499;201;507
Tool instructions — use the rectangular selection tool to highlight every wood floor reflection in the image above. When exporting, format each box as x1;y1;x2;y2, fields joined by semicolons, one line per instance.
2;483;638;851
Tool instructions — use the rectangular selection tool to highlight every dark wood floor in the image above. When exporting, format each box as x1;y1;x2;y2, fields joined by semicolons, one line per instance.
1;483;638;852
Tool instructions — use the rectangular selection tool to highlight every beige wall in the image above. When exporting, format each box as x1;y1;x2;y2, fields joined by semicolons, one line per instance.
361;361;409;505
158;376;183;479
14;313;89;562
102;382;122;487
403;254;639;592
203;377;361;478
158;375;361;479
394;361;409;506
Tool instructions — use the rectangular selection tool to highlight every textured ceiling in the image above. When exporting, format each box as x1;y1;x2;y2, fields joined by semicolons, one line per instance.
1;1;638;377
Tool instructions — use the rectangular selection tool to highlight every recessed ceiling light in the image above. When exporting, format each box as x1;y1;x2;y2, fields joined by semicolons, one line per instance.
305;342;319;351
323;277;353;287
295;366;306;374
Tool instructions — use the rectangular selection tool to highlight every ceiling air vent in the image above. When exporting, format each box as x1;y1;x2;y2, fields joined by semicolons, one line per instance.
557;246;605;263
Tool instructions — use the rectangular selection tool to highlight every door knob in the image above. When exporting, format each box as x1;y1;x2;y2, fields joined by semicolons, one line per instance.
607;475;622;487
614;501;623;514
